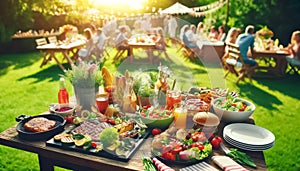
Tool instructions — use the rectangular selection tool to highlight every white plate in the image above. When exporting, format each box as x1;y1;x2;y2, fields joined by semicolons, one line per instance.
224;136;274;151
224;134;274;147
223;123;275;146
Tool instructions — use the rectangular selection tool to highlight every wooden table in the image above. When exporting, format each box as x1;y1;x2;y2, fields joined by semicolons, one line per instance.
128;40;156;62
0;118;268;171
36;40;85;72
197;41;225;63
252;50;289;77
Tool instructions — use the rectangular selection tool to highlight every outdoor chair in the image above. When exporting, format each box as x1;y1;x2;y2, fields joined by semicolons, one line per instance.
48;36;57;44
35;38;53;68
224;43;255;84
286;58;300;75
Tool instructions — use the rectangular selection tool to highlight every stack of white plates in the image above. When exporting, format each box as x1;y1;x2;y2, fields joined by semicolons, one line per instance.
223;123;275;151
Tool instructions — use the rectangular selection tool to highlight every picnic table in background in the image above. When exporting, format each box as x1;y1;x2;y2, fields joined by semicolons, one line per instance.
36;40;86;72
252;49;289;77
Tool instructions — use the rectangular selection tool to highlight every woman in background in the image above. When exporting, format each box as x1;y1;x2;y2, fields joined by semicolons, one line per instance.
218;25;227;42
286;30;300;60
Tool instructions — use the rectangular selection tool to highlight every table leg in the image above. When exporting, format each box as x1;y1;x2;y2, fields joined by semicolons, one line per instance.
63;50;75;69
51;55;67;72
38;155;54;171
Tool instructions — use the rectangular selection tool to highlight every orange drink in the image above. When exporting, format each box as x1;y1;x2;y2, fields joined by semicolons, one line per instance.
96;93;109;114
173;106;187;129
166;90;181;110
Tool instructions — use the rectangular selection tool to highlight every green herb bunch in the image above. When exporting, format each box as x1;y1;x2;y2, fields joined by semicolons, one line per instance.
64;62;102;88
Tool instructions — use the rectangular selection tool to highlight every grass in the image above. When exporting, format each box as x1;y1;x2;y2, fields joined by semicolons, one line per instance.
0;46;300;171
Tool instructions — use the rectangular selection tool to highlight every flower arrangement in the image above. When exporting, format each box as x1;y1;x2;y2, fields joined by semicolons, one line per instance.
64;62;102;88
257;26;274;39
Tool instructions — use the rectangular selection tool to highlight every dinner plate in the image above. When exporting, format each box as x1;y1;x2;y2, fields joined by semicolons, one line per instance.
224;134;274;147
224;135;274;151
223;123;275;146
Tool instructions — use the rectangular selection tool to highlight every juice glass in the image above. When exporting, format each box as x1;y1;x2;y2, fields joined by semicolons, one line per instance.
166;90;181;110
96;93;109;114
173;106;187;129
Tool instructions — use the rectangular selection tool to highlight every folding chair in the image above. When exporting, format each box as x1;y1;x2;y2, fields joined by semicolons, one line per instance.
224;43;255;84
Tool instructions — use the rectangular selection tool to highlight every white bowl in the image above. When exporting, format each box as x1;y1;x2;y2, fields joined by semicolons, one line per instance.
212;97;255;122
50;103;75;117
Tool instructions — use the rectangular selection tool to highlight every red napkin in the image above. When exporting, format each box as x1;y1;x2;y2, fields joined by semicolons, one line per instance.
212;156;249;171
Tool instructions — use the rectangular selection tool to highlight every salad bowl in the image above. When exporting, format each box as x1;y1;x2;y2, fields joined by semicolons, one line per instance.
212;96;255;122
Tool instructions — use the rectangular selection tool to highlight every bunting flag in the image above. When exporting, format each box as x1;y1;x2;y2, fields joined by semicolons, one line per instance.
191;0;228;17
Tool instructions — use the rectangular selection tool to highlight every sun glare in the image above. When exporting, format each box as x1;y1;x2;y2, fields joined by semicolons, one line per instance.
92;0;147;10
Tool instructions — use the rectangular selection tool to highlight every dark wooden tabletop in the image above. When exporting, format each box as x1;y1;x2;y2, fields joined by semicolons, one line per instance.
0;118;268;171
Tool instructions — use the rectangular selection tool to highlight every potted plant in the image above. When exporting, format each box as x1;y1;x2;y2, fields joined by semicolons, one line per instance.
64;62;102;110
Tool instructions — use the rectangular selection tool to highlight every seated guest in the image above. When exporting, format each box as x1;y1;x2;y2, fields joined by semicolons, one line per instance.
155;27;170;60
225;27;239;44
115;26;131;57
208;26;219;41
93;28;107;61
182;26;202;57
196;22;205;36
218;25;227;42
286;30;300;60
186;24;197;42
78;28;95;62
179;25;189;41
236;25;258;67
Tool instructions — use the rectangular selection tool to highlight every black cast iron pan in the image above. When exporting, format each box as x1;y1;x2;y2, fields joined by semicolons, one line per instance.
16;113;66;141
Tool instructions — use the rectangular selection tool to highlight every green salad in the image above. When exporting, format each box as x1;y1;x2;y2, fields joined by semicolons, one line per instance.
215;95;252;112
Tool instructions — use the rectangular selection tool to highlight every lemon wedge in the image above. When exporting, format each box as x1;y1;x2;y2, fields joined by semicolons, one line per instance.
74;138;86;147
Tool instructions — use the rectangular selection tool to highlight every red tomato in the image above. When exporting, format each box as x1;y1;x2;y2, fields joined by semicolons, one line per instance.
64;117;74;124
91;142;97;148
162;152;176;161
171;145;183;154
211;136;223;149
108;119;115;125
152;128;161;136
191;142;204;151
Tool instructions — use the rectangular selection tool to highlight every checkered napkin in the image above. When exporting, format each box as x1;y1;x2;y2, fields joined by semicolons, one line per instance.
212;156;249;171
179;161;219;171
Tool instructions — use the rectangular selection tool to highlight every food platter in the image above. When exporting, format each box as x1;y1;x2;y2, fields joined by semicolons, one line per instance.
46;121;150;161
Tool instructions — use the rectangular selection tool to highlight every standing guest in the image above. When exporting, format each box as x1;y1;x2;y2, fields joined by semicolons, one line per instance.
115;26;131;58
163;15;170;35
236;25;258;67
93;28;107;61
218;25;227;42
208;26;219;41
168;15;178;45
285;30;300;61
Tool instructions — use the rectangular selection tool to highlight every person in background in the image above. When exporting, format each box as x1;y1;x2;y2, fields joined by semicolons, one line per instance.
196;22;205;36
285;30;300;62
182;25;202;57
115;26;131;58
186;24;197;42
163;15;170;35
93;28;107;61
221;27;240;68
218;25;227;42
225;27;239;44
236;25;258;68
167;15;178;45
179;25;189;41
208;26;219;41
78;28;95;62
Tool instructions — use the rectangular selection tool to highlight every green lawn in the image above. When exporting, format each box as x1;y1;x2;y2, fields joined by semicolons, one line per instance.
0;47;299;170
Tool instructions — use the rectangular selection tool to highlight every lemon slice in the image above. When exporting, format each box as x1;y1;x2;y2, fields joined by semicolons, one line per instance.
115;147;129;156
74;138;86;147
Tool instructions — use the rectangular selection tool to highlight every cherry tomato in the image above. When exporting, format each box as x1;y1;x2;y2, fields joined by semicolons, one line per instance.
171;145;183;154
108;119;115;125
91;142;97;148
191;132;207;142
162;152;176;161
64;117;74;124
191;142;204;151
152;128;161;136
211;136;223;149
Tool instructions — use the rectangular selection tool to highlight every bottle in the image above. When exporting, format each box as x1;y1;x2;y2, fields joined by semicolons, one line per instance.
58;77;69;104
